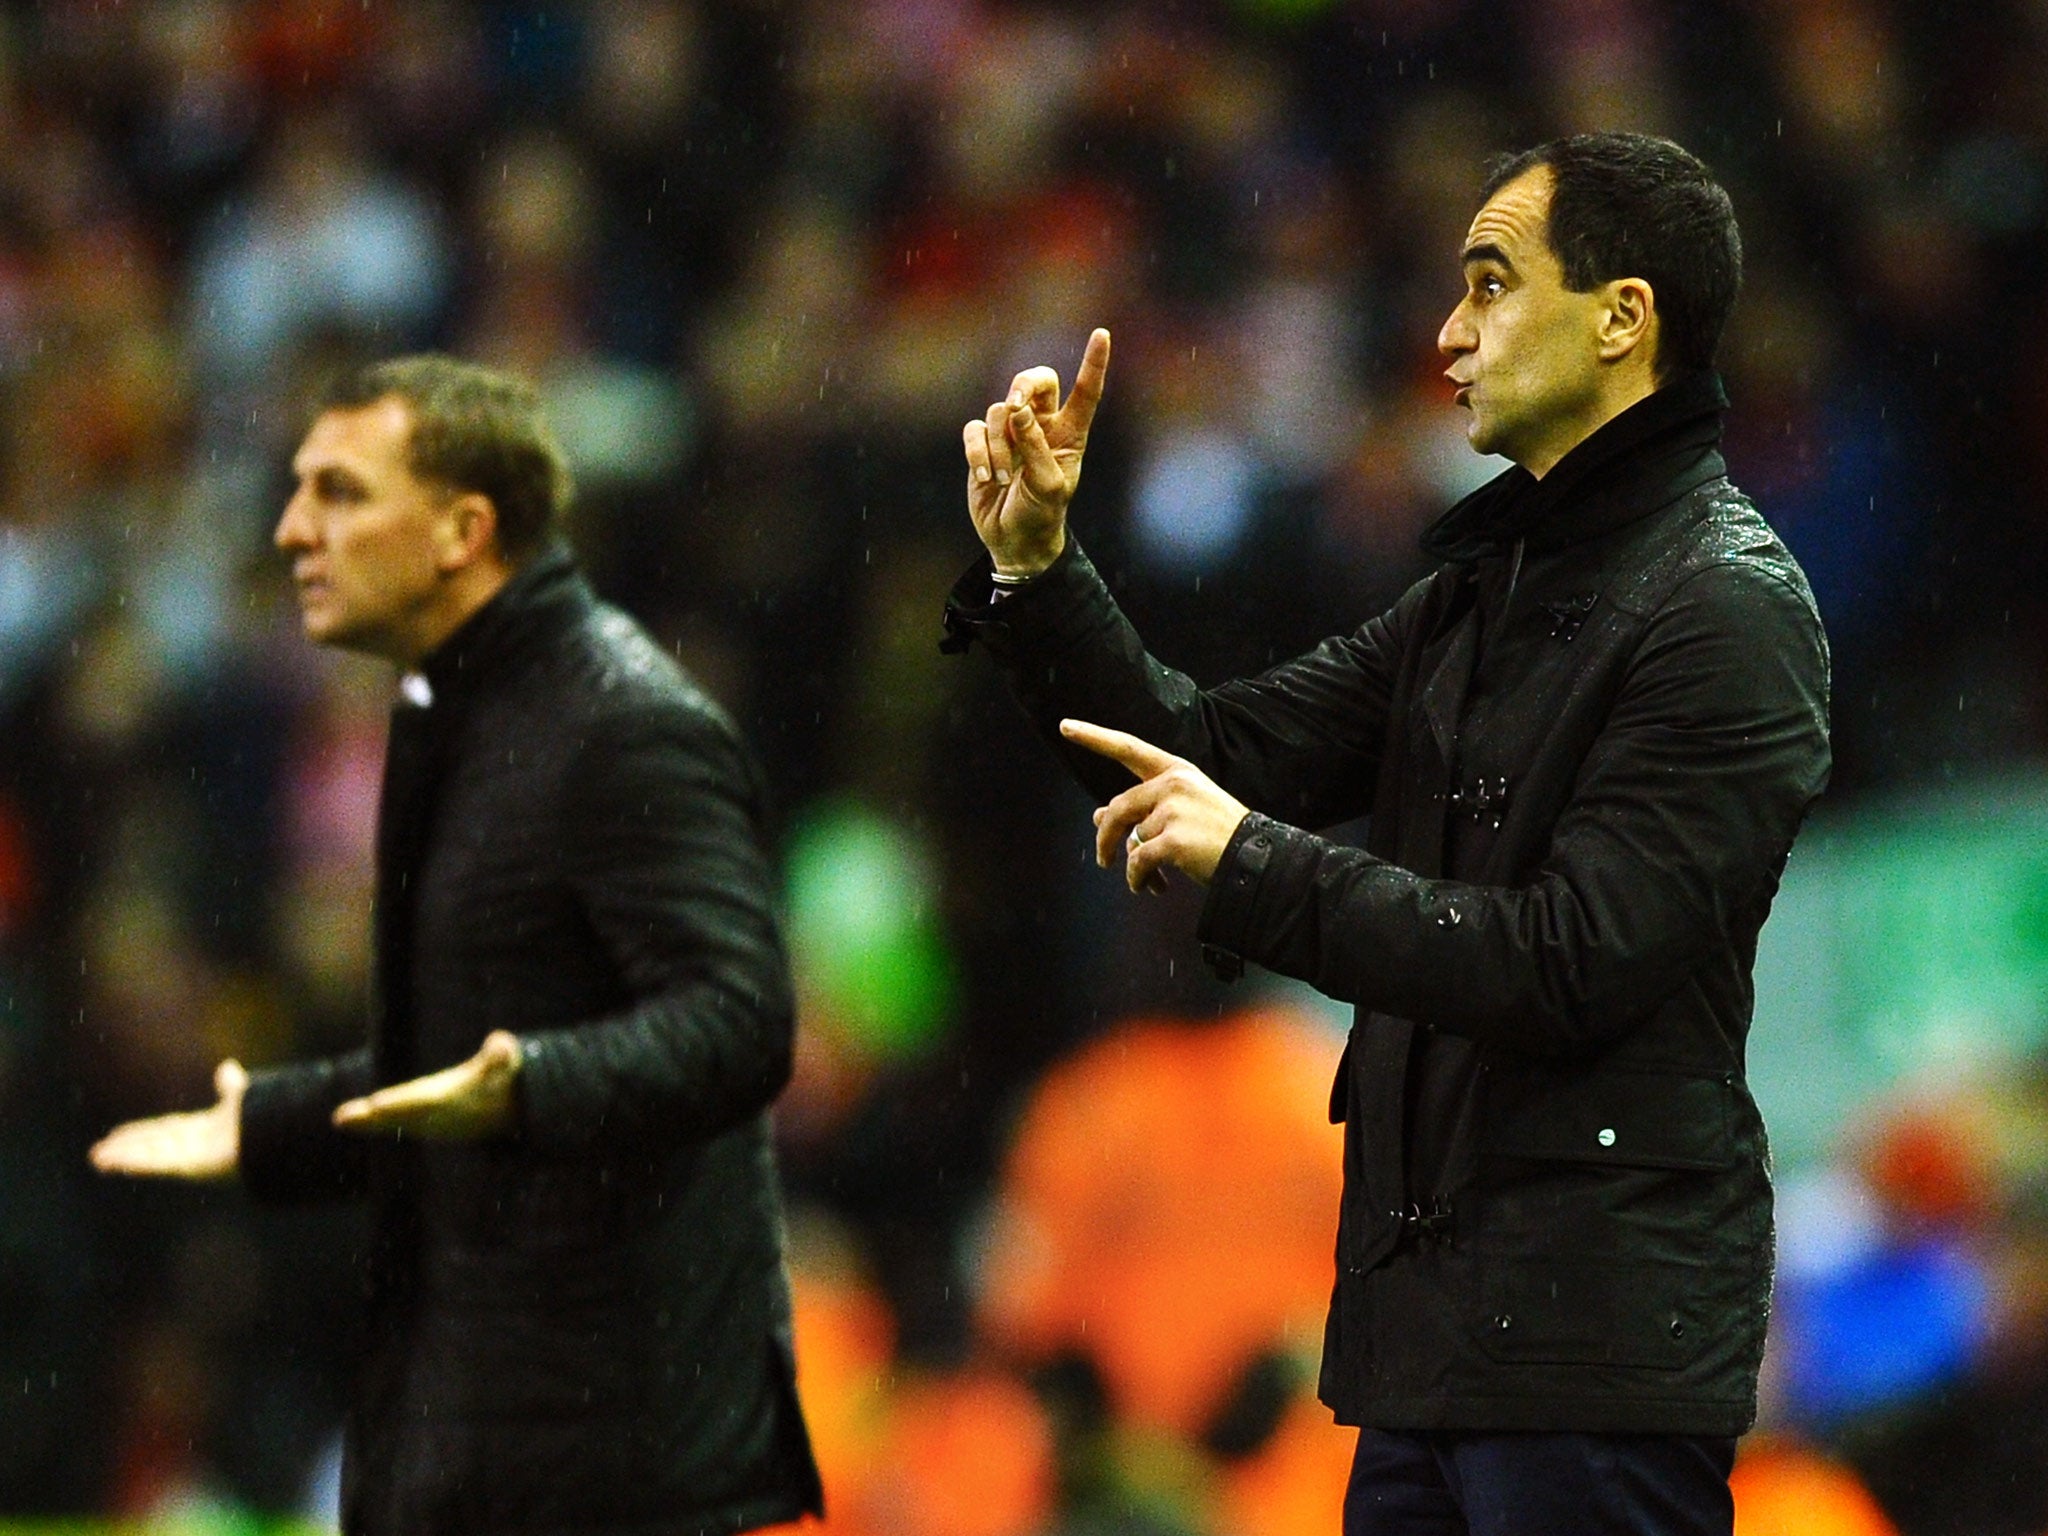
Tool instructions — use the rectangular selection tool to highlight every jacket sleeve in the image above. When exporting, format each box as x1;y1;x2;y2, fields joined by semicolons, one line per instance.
238;1047;376;1203
512;701;796;1154
1197;559;1831;1057
945;540;1426;830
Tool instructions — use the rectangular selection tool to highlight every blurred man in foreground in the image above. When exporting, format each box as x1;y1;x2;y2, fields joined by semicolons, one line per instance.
93;357;821;1534
945;134;1830;1533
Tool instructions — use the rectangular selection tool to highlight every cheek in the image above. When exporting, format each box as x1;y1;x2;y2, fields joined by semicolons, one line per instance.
1473;319;1518;391
332;522;435;591
1484;309;1526;361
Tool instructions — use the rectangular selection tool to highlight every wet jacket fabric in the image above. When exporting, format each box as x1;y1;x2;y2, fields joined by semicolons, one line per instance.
943;373;1831;1435
240;548;822;1535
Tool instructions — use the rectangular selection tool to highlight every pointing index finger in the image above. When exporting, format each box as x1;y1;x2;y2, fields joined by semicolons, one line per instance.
1059;328;1112;437
1060;717;1174;780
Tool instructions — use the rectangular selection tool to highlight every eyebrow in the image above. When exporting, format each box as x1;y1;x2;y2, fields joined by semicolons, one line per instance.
301;463;366;491
1462;241;1515;271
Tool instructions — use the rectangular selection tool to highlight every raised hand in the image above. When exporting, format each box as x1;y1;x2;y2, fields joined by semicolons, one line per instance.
1061;718;1250;891
90;1059;247;1180
961;328;1111;578
332;1030;522;1141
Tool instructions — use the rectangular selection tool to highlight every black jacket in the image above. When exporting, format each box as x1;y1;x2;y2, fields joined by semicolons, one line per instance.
241;549;822;1535
944;374;1830;1435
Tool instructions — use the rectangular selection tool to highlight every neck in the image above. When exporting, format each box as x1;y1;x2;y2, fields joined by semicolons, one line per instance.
1524;368;1661;480
389;560;516;670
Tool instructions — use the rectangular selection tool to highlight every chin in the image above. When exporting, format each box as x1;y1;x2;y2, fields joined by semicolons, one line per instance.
300;611;367;653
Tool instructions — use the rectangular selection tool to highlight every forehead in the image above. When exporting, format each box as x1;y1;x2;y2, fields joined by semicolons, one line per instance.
1463;165;1553;265
294;395;419;479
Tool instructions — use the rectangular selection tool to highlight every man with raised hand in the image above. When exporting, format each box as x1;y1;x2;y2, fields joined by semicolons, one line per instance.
93;357;820;1535
944;134;1830;1534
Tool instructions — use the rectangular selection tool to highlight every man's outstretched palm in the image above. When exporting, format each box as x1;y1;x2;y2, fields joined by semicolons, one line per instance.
90;1059;246;1180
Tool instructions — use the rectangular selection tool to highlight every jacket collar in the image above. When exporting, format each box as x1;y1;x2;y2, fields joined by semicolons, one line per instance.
414;540;589;705
1419;369;1729;564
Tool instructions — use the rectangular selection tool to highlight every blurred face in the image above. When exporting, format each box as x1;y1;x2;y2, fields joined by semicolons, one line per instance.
275;396;456;664
1437;167;1614;478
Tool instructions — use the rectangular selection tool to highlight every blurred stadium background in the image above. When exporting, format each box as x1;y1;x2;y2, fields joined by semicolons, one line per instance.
0;1;2043;1532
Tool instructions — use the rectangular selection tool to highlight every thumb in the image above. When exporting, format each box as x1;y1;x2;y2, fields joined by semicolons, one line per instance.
216;1058;248;1101
479;1031;522;1071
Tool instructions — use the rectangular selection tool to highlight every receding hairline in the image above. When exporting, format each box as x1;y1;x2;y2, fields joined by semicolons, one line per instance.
1460;163;1553;269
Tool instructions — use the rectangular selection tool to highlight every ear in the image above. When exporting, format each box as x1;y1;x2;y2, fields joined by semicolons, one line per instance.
1596;276;1657;365
434;491;502;574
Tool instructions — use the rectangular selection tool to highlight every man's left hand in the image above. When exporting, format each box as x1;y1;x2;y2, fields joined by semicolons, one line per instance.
333;1031;522;1139
1061;719;1250;892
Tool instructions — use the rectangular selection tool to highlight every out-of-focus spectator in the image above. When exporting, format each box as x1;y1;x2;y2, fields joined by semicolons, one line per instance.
977;1003;1341;1441
1728;1436;1900;1536
187;107;448;389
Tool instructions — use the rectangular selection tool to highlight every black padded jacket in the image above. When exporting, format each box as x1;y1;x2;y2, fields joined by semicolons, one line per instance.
240;548;822;1535
943;373;1830;1435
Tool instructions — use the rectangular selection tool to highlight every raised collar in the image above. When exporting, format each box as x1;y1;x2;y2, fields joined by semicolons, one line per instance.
413;541;588;706
1420;370;1729;565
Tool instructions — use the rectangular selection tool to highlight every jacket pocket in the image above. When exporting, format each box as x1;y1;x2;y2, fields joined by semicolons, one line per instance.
1477;1256;1709;1370
1480;1065;1737;1172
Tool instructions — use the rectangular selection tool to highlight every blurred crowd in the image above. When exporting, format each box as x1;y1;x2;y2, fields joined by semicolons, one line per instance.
2;0;2046;1531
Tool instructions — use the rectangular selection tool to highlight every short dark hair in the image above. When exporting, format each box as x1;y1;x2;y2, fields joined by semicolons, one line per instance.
1483;133;1742;379
317;355;571;562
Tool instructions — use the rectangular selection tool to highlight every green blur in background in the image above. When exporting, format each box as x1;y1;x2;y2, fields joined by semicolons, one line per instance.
1752;772;2048;1170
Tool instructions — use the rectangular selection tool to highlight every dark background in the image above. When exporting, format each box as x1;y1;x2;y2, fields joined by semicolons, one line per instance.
1;1;2042;1530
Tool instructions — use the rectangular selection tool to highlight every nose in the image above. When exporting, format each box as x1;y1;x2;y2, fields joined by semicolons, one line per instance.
1438;296;1475;358
275;489;316;552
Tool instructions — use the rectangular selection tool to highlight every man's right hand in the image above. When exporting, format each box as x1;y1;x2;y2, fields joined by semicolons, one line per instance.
961;327;1111;579
89;1059;246;1181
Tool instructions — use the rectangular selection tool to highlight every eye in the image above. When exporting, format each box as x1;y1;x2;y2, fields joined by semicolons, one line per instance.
1476;273;1505;300
314;469;369;504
